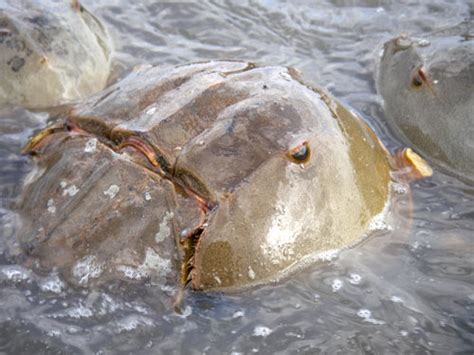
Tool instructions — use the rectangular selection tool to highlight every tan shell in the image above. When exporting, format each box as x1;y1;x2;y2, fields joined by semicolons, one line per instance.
19;61;399;290
0;0;112;108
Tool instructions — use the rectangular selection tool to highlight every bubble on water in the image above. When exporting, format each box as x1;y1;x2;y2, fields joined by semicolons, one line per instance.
318;249;339;261
103;184;119;199
253;325;272;337
400;330;409;336
47;330;61;337
357;309;385;325
233;310;245;319
39;275;65;294
72;255;103;285
417;39;430;47
47;198;56;214
331;279;343;292
84;138;97;153
392;182;408;195
357;309;371;318
177;305;192;319
1;265;31;282
66;305;94;319
349;273;362;285
115;315;154;333
390;295;404;303
67;327;80;334
63;184;79;197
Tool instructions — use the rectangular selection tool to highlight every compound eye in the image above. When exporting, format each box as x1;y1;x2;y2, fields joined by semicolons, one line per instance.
288;141;310;163
412;75;422;87
411;66;427;89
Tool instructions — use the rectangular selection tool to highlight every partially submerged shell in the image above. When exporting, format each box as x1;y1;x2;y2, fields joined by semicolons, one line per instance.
19;61;421;290
377;27;474;180
0;0;112;109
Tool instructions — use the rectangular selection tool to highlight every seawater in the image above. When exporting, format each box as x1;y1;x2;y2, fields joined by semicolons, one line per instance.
0;1;472;353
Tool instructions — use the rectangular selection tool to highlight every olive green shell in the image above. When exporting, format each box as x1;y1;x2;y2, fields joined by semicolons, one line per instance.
18;61;391;290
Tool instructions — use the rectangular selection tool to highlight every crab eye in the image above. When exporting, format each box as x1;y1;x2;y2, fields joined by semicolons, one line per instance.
412;73;423;87
411;67;426;89
288;142;310;163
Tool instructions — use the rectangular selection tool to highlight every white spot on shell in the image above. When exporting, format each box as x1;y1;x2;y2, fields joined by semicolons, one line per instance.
146;107;157;115
144;192;152;201
63;184;79;197
84;138;97;153
118;266;145;280
140;248;171;277
155;212;173;243
47;198;56;214
248;266;256;280
253;326;272;337
103;184;120;199
72;256;103;285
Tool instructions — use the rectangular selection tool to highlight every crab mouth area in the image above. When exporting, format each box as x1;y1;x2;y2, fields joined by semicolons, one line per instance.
23;118;217;290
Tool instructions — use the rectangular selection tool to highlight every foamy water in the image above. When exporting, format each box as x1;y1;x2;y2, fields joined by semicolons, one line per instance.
0;1;472;353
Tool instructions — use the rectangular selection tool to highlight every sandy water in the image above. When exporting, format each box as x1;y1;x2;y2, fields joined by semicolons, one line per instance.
0;1;473;353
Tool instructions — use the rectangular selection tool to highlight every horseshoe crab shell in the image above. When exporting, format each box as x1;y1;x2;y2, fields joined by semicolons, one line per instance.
377;29;474;180
0;0;112;109
18;61;430;291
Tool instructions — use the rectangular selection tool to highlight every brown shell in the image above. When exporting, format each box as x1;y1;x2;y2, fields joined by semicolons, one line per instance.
19;61;393;290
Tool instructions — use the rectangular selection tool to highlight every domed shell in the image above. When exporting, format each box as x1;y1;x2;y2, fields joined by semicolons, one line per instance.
0;0;112;108
19;61;394;290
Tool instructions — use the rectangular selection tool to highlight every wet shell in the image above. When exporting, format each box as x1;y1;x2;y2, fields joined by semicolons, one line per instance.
0;0;112;108
19;61;417;291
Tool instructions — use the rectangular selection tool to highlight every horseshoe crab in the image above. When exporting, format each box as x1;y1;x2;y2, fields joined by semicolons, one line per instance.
0;0;111;109
18;61;431;291
377;27;474;180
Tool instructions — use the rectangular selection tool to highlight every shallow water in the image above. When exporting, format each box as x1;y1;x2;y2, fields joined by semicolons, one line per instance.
1;1;473;353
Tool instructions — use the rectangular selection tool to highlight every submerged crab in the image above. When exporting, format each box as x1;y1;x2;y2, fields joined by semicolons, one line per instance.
0;0;112;109
18;61;431;291
377;27;474;180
